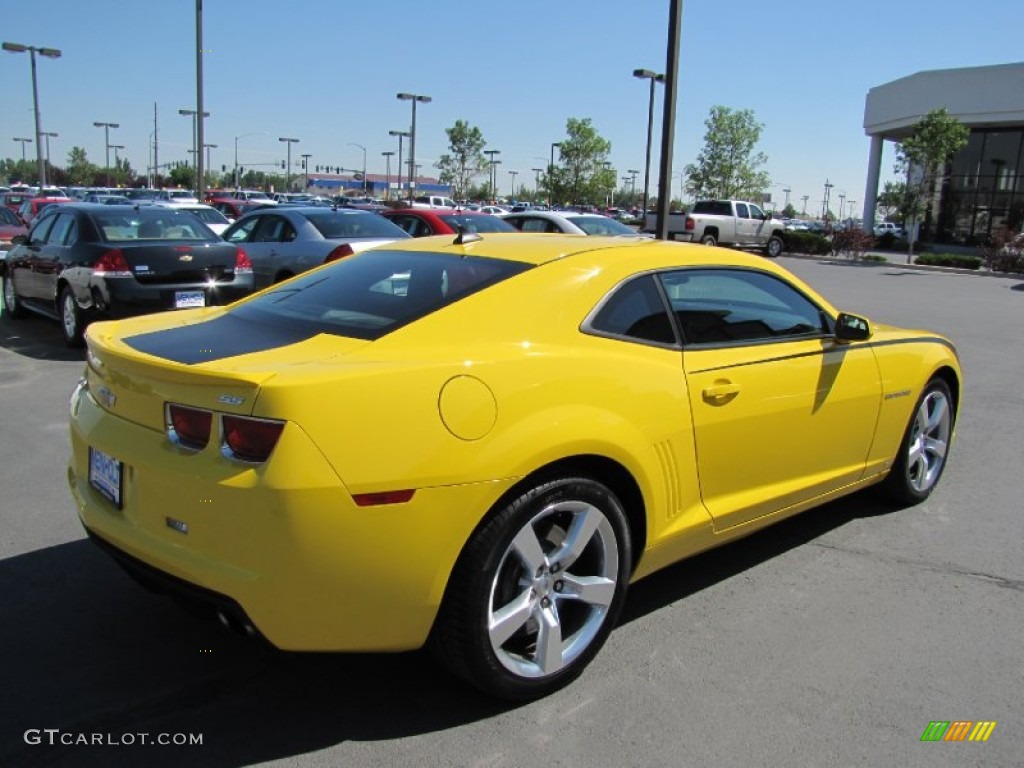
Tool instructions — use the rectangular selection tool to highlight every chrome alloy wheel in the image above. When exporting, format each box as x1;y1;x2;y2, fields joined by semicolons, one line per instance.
905;387;951;493
487;499;619;678
62;290;78;340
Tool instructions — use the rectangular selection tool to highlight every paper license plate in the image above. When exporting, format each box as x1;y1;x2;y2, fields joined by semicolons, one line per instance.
89;447;123;508
174;290;206;309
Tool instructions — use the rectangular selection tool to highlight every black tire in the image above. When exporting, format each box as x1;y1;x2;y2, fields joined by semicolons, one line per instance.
700;233;717;247
2;272;26;318
430;476;632;701
881;378;954;505
59;285;85;348
765;236;784;258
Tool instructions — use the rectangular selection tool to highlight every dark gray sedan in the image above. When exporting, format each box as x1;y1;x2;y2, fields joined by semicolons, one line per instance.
222;206;410;288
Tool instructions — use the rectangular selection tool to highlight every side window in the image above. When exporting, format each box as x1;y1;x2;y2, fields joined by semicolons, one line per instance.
226;217;260;243
587;275;676;345
281;220;297;242
253;216;284;242
735;203;749;219
659;269;825;345
517;217;550;233
46;214;75;245
749;204;765;219
28;215;56;245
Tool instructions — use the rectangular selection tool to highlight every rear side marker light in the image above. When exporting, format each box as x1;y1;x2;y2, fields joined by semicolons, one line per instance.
352;490;416;507
167;403;213;451
324;243;354;263
221;414;285;463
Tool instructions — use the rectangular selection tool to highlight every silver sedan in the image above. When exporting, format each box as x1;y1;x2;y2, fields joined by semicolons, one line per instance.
222;206;410;288
500;210;645;236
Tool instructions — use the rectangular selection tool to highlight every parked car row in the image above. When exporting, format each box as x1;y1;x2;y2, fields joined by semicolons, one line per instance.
2;198;667;346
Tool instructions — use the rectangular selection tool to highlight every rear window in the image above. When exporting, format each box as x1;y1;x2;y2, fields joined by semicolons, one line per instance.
230;249;531;340
89;209;219;242
438;214;517;233
305;210;408;239
691;201;734;216
565;216;637;236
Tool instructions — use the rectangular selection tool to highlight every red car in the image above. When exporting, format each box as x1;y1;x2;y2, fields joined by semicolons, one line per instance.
207;197;271;222
0;206;28;249
17;196;72;226
3;191;31;215
380;208;518;237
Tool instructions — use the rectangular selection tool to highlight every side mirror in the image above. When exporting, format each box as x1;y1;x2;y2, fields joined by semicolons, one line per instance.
835;312;871;342
11;234;28;246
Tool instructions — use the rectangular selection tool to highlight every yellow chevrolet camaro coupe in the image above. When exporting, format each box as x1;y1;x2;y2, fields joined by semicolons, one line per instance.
68;233;961;700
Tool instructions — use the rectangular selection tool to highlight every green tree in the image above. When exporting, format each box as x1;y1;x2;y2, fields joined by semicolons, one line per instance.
168;164;196;189
544;118;613;206
684;106;770;200
876;180;905;223
65;146;99;186
782;203;798;218
893;108;969;258
435;120;488;201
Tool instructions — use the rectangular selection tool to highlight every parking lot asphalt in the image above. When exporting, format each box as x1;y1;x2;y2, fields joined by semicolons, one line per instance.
1;256;1022;768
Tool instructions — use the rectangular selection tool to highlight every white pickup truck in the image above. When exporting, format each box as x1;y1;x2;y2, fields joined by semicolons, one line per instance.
646;199;786;257
411;195;458;209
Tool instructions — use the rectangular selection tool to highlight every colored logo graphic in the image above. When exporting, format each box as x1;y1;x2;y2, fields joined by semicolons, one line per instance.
920;721;997;742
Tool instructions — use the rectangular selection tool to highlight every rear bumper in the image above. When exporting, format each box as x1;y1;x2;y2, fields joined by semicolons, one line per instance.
68;378;510;651
92;275;253;317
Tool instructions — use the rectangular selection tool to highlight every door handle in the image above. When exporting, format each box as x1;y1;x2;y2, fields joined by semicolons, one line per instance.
702;381;740;404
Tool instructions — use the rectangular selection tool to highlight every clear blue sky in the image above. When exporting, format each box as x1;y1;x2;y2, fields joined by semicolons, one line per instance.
4;0;1023;214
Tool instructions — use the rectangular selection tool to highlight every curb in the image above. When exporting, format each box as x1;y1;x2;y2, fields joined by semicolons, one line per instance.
780;252;1020;279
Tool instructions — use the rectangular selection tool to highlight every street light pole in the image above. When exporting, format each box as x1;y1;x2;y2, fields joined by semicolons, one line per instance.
348;142;367;195
822;179;834;221
93;121;119;186
531;167;544;200
484;150;501;201
633;68;665;217
3;41;61;187
388;130;411;198
549;142;561;205
300;153;312;191
233;132;266;189
110;144;124;174
628;169;640;207
204;143;217;176
508;169;518;200
397;92;431;201
40;131;57;177
381;151;395;199
13;137;32;163
801;195;809;215
278;137;299;191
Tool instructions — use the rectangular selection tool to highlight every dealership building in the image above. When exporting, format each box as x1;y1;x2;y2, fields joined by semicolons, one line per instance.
863;61;1024;244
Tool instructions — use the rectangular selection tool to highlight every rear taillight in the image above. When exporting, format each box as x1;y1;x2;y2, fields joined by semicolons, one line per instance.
684;217;695;231
167;404;213;451
324;243;354;263
93;248;133;276
235;247;253;274
221;415;285;463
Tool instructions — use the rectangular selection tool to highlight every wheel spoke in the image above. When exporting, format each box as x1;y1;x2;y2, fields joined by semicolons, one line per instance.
549;506;601;569
535;603;564;674
489;587;534;647
511;524;547;574
557;573;616;607
925;394;949;433
923;436;947;460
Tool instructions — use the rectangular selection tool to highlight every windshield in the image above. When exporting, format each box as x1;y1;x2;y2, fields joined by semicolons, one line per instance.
230;249;530;340
567;216;637;236
306;210;408;239
90;209;219;242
